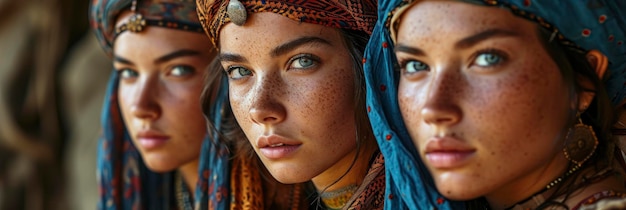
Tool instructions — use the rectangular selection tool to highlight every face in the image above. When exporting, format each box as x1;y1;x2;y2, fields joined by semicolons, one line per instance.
113;12;215;172
395;1;573;202
219;12;358;184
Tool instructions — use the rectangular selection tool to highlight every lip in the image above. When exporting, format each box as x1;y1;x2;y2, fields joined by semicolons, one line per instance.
136;130;170;150
257;135;302;160
424;136;476;169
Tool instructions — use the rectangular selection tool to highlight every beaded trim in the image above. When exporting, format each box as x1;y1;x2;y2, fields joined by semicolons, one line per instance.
176;173;193;210
113;17;204;40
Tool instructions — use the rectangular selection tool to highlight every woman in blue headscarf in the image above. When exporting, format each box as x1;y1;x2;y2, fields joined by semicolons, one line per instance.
365;0;626;209
90;0;306;209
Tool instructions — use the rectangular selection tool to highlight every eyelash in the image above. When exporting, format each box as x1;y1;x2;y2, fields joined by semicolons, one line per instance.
286;53;321;70
470;48;508;68
396;48;509;69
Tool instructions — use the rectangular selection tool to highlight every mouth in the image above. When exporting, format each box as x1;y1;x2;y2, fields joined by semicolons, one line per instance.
424;136;476;169
136;130;170;150
257;135;302;160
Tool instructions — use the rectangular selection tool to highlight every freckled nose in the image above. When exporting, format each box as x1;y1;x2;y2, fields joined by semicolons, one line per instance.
248;76;286;125
130;79;161;120
421;103;461;126
421;72;462;126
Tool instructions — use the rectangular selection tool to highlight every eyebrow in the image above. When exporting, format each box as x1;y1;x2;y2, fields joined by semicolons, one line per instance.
219;36;332;63
114;49;202;65
394;28;520;56
219;53;247;63
271;36;332;57
455;28;520;49
154;49;201;64
395;44;426;56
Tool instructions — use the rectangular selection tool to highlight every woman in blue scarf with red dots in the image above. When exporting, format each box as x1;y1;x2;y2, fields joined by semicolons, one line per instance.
365;0;626;209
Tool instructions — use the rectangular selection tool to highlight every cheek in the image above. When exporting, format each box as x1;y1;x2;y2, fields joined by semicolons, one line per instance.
228;85;250;125
397;80;423;133
117;85;135;122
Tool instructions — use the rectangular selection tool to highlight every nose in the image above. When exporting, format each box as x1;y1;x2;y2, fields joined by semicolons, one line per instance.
129;76;161;121
248;73;286;125
421;69;462;127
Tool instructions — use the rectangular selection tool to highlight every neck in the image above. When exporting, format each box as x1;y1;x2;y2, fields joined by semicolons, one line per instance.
485;155;568;210
312;143;377;209
178;159;199;195
312;146;376;191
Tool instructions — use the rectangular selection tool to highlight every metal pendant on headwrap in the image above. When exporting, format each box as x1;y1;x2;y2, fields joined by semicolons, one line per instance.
115;0;147;36
227;0;247;26
563;118;599;166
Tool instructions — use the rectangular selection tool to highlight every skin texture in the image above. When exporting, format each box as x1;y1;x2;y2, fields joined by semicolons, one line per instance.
219;12;366;191
394;1;579;208
113;12;214;192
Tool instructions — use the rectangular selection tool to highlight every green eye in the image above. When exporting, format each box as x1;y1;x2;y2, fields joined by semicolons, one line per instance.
288;54;318;70
170;65;195;76
475;53;502;67
226;66;252;80
290;57;315;69
118;68;138;79
405;60;429;73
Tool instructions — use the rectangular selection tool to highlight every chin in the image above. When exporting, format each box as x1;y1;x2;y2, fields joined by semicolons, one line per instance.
142;156;178;173
265;164;311;184
434;180;483;201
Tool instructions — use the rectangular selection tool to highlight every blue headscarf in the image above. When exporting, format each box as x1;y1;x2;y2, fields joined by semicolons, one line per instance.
363;0;466;209
364;0;625;209
90;0;230;209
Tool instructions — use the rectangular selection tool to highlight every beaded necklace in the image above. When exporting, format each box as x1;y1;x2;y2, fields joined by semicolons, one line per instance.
320;184;359;210
175;173;193;210
503;165;580;210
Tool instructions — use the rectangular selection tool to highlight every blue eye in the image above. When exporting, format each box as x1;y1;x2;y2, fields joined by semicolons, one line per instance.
226;66;252;80
170;65;195;77
475;53;502;67
404;60;429;73
289;54;318;69
118;68;138;79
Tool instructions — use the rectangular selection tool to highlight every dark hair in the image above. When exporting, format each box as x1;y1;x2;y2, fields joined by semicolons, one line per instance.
467;26;617;210
534;26;616;210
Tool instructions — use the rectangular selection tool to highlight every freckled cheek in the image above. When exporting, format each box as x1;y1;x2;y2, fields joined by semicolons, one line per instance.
397;81;425;140
228;88;252;127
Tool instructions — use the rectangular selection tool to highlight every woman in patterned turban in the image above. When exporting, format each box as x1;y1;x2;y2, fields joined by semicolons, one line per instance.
90;0;305;209
195;0;407;208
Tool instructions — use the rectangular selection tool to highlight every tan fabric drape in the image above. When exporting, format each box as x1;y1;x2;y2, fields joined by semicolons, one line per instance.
0;0;91;209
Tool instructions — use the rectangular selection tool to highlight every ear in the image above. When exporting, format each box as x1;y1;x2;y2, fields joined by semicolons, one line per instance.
577;50;609;112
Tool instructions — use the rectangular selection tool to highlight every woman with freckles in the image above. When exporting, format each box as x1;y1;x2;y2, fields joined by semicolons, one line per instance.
365;0;626;209
91;0;304;209
196;0;390;209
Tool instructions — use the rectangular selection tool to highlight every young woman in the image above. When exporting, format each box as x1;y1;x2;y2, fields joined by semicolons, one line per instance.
196;0;389;209
91;0;304;209
365;0;626;209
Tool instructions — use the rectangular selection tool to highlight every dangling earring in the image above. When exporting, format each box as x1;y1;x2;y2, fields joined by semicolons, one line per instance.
563;117;598;166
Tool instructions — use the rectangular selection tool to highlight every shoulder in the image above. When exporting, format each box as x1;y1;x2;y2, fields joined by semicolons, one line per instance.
575;191;626;210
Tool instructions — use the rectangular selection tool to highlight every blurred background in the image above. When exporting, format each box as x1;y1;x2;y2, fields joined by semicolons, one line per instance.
0;1;110;209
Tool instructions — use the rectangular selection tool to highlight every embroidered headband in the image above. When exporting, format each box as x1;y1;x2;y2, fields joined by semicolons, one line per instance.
388;0;626;106
196;0;378;49
90;0;204;56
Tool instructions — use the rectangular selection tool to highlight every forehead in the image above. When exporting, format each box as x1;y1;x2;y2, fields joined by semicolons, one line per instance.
113;27;212;56
395;1;538;43
218;12;342;53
